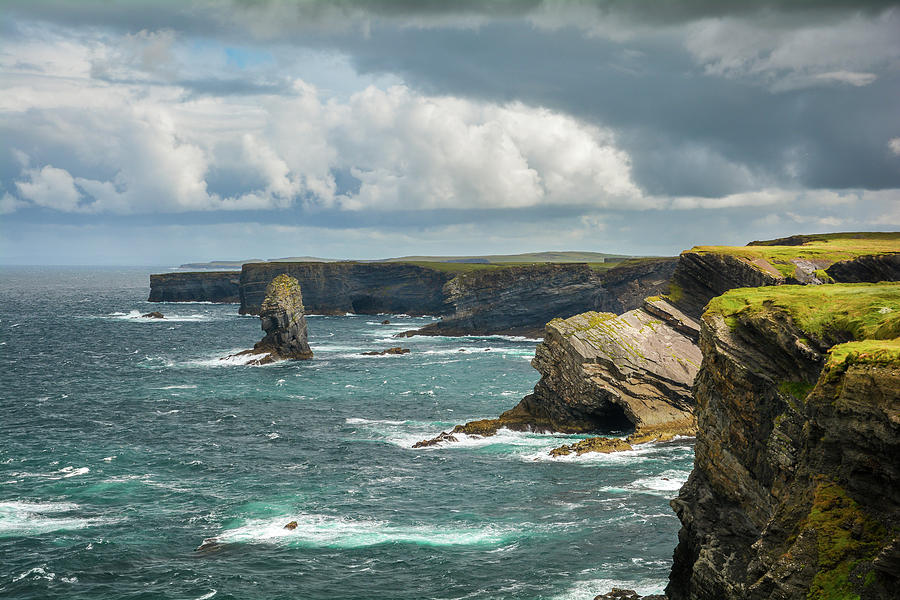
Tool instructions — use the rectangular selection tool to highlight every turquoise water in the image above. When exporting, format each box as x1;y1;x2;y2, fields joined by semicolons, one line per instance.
0;267;692;599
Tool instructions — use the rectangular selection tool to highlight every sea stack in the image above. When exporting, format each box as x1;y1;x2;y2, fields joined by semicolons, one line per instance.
236;274;312;365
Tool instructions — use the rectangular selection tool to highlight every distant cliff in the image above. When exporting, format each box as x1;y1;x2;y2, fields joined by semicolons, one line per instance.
667;283;899;600
148;272;240;303
150;258;678;337
238;262;455;316
410;258;677;337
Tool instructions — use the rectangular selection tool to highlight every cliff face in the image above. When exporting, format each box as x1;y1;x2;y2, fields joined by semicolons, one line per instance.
238;262;455;316
667;283;899;600
826;254;900;283
148;271;240;303
241;259;676;336
670;232;900;318
410;259;676;337
513;298;701;433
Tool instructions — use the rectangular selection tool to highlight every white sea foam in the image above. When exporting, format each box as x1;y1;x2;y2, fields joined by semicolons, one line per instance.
215;513;520;548
154;384;198;390
550;576;665;599
108;310;215;322
195;591;217;600
0;501;109;537
612;469;691;497
187;351;271;367
59;466;90;478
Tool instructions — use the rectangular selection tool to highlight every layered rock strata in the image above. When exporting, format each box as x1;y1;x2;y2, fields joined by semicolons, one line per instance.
667;282;899;600
412;259;677;337
231;274;312;365
413;298;701;447
149;271;240;303
239;262;454;316
150;258;676;337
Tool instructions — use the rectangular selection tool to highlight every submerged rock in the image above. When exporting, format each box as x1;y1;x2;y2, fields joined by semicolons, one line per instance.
381;319;391;325
412;431;458;448
228;274;312;365
593;589;665;600
284;521;298;530
141;311;165;319
361;347;410;356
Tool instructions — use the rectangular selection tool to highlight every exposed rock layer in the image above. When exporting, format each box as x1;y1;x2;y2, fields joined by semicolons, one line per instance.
240;262;454;316
667;283;899;600
412;259;676;337
148;271;240;303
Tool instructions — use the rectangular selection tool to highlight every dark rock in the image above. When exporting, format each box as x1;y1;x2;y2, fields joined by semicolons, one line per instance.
141;311;165;319
361;347;410;356
412;431;458;448
149;271;240;303
239;262;454;316
593;589;641;600
381;319;391;325
284;521;298;530
666;283;900;600
409;259;677;338
826;253;900;283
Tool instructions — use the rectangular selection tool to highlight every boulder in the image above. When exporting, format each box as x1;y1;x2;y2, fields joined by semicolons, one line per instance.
141;311;165;319
284;521;298;530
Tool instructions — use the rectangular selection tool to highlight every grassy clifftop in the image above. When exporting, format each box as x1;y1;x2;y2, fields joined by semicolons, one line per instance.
688;231;899;278
706;282;900;342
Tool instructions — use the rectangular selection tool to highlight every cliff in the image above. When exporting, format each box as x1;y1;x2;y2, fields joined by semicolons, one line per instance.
416;232;899;451
148;271;240;303
667;282;899;600
409;258;677;337
414;296;701;448
670;232;900;318
239;262;456;316
232;274;312;365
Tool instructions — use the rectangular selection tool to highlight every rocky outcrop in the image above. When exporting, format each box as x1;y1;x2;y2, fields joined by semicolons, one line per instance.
239;262;455;316
670;232;900;318
142;311;164;319
666;282;899;600
594;589;665;600
361;347;410;356
149;271;240;303
231;274;312;365
412;259;677;337
826;253;900;283
413;297;701;448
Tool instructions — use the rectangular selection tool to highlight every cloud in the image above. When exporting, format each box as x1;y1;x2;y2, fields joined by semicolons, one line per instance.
0;31;646;216
890;138;900;156
15;165;83;211
684;9;900;90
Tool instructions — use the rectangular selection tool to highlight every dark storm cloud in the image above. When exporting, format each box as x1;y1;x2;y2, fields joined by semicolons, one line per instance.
4;1;897;32
314;20;900;195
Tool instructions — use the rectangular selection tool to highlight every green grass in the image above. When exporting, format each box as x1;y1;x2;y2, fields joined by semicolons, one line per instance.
706;283;900;342
778;380;816;402
688;232;899;279
805;479;890;600
826;338;900;368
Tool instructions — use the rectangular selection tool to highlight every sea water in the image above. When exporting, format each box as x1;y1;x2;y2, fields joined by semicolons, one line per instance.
0;267;693;599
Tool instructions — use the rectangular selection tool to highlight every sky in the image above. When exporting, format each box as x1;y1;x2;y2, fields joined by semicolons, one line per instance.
1;0;898;265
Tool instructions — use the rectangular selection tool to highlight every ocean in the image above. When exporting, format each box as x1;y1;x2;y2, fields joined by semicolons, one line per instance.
0;267;693;599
